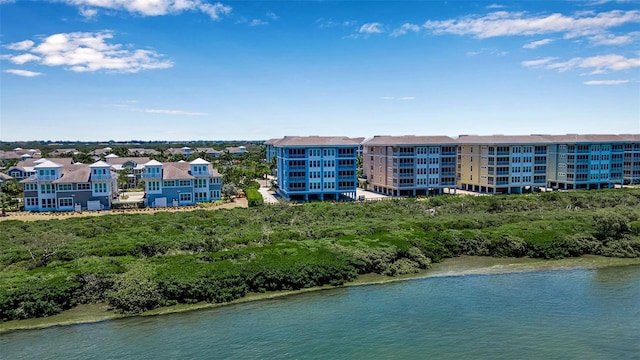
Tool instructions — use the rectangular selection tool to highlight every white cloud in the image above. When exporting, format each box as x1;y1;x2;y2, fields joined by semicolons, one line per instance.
589;31;640;45
523;38;553;49
2;31;173;73
249;19;268;26
266;11;278;20
316;18;356;29
4;40;34;51
380;96;395;100
79;7;98;19
521;57;557;67
359;22;384;34
422;10;640;41
4;69;44;77
143;109;208;116
584;79;629;85
486;4;505;9
399;97;416;101
62;0;231;20
6;53;40;64
390;23;421;37
524;54;640;73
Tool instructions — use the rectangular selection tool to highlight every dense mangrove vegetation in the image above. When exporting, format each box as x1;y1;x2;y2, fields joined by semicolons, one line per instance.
2;189;640;321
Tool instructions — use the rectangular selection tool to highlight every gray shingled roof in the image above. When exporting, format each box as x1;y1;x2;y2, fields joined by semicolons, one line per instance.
273;136;363;147
52;165;91;183
363;135;457;146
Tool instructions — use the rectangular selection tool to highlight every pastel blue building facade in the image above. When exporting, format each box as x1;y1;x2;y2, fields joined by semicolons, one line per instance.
546;135;631;190
22;159;118;211
143;158;222;208
272;136;361;201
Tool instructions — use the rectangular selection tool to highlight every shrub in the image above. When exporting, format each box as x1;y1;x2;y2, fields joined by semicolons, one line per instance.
107;263;162;313
246;188;264;207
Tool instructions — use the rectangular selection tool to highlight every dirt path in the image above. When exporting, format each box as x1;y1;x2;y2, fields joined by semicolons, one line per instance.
0;198;248;222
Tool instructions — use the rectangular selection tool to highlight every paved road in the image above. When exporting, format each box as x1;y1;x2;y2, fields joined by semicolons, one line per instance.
258;187;280;204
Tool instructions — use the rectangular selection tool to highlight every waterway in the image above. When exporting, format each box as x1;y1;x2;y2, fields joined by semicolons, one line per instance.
1;263;639;359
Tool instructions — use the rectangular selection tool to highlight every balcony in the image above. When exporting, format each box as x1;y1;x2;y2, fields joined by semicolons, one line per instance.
91;173;112;180
143;173;162;179
497;151;509;156
337;153;356;158
496;171;509;175
191;171;212;176
288;166;306;170
399;163;414;168
441;162;455;167
37;175;59;181
497;161;510;166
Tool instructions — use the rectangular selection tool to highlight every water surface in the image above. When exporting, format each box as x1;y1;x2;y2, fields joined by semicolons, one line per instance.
2;265;639;359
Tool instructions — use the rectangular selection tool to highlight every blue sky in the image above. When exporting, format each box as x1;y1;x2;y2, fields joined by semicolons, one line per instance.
0;0;639;141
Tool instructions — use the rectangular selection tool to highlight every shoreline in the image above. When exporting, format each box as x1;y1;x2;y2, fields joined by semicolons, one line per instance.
2;255;639;333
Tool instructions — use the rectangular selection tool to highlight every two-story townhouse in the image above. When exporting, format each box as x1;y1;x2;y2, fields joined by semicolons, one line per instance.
362;135;458;196
22;160;118;211
272;136;360;201
456;135;550;194
143;158;222;208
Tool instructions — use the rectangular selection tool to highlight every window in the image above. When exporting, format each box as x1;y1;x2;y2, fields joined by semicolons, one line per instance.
24;183;37;191
93;183;108;193
147;181;160;192
163;180;175;187
58;184;72;191
179;180;191;187
26;198;38;206
58;198;73;207
41;198;55;209
180;193;192;202
40;184;53;194
77;183;91;190
323;149;335;157
210;190;220;198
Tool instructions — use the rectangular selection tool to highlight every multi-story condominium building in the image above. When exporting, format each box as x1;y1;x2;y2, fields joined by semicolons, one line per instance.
623;135;640;185
364;133;638;196
546;134;640;189
22;159;118;211
271;136;361;201
142;158;222;207
362;136;458;196
457;135;550;194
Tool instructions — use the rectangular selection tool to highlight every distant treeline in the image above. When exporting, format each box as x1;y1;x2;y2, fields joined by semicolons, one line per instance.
1;189;640;321
0;140;266;154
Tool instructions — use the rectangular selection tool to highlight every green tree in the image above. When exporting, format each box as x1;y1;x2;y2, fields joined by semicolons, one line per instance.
222;183;238;200
117;168;131;190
